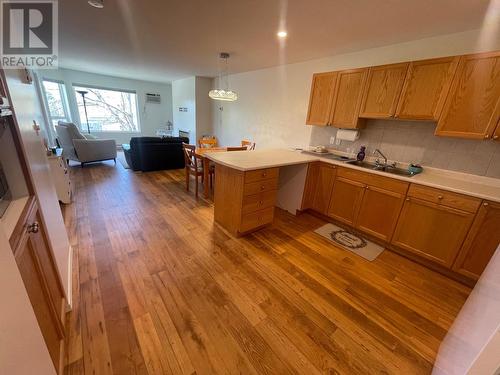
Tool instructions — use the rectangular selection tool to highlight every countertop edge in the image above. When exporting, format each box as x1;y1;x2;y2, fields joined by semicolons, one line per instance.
206;150;500;203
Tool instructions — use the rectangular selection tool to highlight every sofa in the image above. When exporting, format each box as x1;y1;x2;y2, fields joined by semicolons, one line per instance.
123;136;189;172
55;121;117;167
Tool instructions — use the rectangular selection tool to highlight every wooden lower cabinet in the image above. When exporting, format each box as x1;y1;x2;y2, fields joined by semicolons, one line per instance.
327;176;365;226
452;201;500;280
214;165;279;235
356;185;406;242
12;199;65;371
391;197;475;267
302;162;337;214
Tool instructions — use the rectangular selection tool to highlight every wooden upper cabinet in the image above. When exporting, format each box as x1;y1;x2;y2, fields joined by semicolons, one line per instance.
359;62;409;118
435;51;500;139
306;72;337;126
395;56;460;120
329;68;368;128
453;201;500;280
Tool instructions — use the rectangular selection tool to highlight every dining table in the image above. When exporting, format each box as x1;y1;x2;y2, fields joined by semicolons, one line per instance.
194;147;229;198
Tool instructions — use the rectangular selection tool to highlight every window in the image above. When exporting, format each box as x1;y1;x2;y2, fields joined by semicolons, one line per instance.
73;85;140;133
41;80;71;130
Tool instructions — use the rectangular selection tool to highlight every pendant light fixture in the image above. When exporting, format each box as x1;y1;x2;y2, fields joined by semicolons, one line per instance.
209;52;238;102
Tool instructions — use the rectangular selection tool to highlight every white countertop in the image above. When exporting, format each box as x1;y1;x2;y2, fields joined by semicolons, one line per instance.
206;149;500;203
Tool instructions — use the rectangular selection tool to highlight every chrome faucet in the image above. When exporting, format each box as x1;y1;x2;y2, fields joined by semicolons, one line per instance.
374;149;396;169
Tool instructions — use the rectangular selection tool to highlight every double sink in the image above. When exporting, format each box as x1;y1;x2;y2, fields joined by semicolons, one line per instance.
312;153;415;177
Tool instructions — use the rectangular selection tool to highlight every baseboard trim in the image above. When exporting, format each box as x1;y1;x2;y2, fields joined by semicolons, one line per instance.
65;245;73;312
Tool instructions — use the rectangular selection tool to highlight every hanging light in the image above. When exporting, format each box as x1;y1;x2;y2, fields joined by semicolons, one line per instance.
209;52;238;102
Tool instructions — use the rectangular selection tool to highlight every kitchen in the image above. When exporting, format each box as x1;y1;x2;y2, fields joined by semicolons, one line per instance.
208;50;500;286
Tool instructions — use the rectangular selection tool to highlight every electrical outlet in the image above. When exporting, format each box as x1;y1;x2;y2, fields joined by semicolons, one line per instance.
335;138;341;146
329;136;335;144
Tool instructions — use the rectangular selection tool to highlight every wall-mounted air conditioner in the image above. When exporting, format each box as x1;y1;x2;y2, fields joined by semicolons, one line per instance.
145;93;161;104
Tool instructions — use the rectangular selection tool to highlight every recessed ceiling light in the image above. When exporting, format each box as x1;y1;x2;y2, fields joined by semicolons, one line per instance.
88;0;104;8
277;31;287;38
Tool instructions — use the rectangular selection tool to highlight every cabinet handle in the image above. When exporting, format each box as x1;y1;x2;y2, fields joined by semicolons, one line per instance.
493;135;499;140
484;134;490;139
260;185;265;191
27;222;39;234
483;202;489;207
259;201;264;205
262;172;267;177
437;195;443;200
405;198;410;202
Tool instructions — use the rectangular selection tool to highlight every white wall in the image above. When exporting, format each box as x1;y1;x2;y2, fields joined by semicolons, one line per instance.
211;29;500;150
172;76;213;144
172;76;196;143
195;77;213;138
37;68;173;145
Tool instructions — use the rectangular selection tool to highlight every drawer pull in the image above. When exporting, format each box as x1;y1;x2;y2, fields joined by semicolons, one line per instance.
437;195;443;200
262;172;267;177
406;198;410;201
483;202;489;207
259;200;264;205
493;135;499;140
260;185;265;191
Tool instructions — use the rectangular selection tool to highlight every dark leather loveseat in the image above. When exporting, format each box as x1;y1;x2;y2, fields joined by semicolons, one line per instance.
123;136;189;172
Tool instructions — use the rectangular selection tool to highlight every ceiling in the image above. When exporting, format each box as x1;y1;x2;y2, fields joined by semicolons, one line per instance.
59;0;493;83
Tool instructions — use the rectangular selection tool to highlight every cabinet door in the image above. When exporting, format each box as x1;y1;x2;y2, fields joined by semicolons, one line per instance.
311;163;337;214
392;197;474;267
327;177;365;226
452;201;500;280
13;202;65;370
301;162;319;210
306;72;337;126
355;185;405;242
330;68;368;128
435;51;500;139
395;56;459;120
492;119;500;142
359;62;409;118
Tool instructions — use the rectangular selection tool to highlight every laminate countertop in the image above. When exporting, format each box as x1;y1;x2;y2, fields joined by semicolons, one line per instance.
206;149;500;203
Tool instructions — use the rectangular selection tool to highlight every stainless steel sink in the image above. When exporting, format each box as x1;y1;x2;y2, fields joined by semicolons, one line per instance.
345;160;415;177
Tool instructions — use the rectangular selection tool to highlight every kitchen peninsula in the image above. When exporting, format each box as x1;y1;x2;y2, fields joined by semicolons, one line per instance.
207;148;500;284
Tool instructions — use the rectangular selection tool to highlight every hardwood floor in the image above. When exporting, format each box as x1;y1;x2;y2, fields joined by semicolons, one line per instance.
62;161;471;374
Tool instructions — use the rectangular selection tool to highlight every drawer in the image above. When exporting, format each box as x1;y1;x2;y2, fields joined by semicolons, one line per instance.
337;167;409;194
242;190;277;214
240;207;274;233
408;184;481;213
243;178;279;196
244;168;279;183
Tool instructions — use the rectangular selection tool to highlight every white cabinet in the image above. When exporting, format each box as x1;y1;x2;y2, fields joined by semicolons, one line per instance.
47;151;72;204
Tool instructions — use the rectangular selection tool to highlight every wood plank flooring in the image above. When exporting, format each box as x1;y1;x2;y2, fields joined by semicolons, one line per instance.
62;161;471;374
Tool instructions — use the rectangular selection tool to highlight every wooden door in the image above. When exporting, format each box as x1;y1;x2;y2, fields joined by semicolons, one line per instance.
12;200;65;371
435;51;500;139
359;62;409;118
311;163;337;214
391;197;475;267
327;177;365;226
395;56;460;120
329;68;368;128
355;185;405;242
453;201;500;280
306;72;337;126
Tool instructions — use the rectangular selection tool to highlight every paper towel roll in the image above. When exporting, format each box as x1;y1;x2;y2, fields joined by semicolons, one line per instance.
336;129;359;142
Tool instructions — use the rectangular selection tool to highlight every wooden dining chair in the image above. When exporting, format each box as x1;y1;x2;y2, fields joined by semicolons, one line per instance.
227;146;247;151
182;143;208;197
198;137;218;148
241;140;256;150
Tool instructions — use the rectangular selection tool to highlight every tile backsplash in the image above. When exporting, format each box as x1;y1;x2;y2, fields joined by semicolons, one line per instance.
309;120;500;179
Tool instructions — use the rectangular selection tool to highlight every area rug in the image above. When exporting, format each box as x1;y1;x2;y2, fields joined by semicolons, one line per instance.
314;223;384;261
116;151;130;169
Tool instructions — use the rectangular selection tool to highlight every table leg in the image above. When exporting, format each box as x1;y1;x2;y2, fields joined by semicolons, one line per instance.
203;157;210;198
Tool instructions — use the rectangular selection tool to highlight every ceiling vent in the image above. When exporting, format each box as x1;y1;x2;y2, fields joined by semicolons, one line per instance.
146;93;161;104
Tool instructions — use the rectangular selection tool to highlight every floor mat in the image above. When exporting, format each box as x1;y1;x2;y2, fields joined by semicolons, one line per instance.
314;223;384;261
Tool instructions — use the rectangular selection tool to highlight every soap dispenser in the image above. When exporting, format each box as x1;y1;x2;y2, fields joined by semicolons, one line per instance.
356;146;366;161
